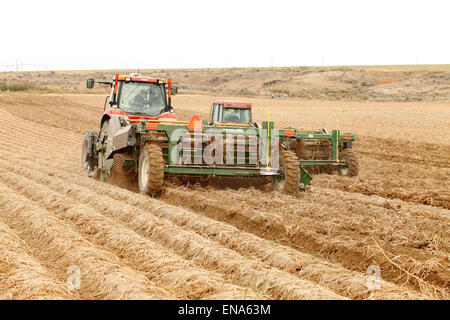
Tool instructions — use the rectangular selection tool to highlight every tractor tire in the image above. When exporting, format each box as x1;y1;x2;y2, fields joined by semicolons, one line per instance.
97;119;109;171
338;149;359;177
138;143;165;195
272;149;300;195
81;131;98;175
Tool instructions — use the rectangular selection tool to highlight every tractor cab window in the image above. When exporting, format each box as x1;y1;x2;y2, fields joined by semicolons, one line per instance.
223;107;252;124
211;103;220;123
118;82;166;116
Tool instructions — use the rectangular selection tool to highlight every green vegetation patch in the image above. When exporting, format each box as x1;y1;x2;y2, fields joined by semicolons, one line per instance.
0;81;39;92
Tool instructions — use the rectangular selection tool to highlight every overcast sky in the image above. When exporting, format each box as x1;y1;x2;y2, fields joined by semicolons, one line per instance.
0;0;448;71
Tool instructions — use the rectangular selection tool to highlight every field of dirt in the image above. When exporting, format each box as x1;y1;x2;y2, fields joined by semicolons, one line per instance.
0;92;448;300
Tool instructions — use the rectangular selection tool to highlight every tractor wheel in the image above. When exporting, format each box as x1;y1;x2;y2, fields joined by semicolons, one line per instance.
338;149;359;177
81;131;98;175
272;149;300;195
138;143;165;194
97;119;109;171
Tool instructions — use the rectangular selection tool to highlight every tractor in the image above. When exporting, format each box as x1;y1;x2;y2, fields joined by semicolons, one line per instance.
81;74;359;195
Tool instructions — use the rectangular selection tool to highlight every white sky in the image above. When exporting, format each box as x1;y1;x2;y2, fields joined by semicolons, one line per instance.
0;0;449;71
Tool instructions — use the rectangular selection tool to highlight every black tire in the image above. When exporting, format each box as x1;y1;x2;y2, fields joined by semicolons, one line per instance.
81;131;98;174
97;119;110;173
338;149;359;177
138;143;165;194
272;149;300;194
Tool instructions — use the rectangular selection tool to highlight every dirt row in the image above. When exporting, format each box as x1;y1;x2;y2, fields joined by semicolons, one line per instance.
0;220;75;300
0;166;255;300
0;182;175;300
158;186;448;297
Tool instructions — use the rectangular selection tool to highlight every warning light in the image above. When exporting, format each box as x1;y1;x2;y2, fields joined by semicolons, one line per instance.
284;130;295;136
187;115;203;131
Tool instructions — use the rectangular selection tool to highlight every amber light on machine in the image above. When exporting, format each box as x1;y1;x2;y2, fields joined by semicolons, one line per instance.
187;115;203;131
284;130;295;136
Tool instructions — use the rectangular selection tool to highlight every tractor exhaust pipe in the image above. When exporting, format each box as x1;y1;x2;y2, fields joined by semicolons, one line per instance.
168;78;172;108
112;73;119;104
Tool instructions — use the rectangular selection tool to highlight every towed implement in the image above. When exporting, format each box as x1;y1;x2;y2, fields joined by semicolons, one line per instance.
81;74;359;195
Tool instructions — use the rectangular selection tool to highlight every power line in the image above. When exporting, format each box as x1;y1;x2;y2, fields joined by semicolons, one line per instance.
0;61;49;72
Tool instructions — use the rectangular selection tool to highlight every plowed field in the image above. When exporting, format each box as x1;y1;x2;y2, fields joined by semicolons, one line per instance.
0;93;448;300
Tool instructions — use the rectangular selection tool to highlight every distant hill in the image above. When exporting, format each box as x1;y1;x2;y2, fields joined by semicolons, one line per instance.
1;65;449;101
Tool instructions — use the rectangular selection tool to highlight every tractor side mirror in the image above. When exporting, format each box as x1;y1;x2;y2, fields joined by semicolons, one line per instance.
86;78;95;89
171;86;178;95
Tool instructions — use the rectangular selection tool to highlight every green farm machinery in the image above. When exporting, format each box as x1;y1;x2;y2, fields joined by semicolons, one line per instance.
81;74;359;195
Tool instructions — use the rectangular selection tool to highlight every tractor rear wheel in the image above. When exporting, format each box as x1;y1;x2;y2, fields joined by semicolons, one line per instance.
338;149;359;177
81;131;98;175
138;143;165;194
272;149;300;195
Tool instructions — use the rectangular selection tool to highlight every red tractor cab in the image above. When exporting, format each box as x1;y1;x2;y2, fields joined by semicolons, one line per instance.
209;100;254;125
87;74;178;128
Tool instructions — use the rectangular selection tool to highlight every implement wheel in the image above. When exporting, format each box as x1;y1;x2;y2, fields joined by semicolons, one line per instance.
272;149;300;195
338;149;359;177
138;143;165;194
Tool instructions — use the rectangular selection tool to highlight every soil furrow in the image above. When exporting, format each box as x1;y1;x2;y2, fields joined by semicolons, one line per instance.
0;182;174;300
0;220;77;300
0;164;256;300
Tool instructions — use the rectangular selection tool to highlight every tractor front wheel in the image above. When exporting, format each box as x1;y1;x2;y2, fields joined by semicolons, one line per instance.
138;143;165;194
272;149;300;195
338;149;359;177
